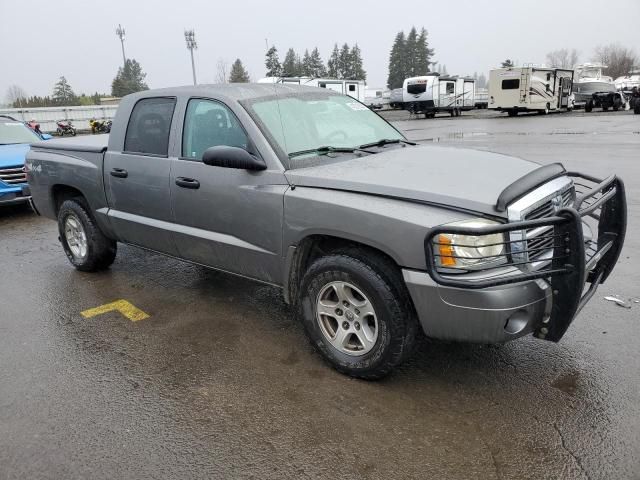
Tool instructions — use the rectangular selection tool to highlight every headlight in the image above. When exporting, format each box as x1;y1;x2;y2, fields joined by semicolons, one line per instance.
436;219;506;268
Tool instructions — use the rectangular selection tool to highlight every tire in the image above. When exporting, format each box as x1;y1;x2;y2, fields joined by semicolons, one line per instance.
585;101;593;113
297;250;418;379
602;104;609;112
57;128;63;136
58;198;117;272
613;97;622;111
508;110;518;117
70;128;76;136
634;101;640;114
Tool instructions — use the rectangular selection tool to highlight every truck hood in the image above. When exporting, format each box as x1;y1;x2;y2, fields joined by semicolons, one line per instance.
284;145;540;217
0;144;30;169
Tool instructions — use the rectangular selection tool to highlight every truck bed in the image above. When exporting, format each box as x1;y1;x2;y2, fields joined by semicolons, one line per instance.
31;134;108;153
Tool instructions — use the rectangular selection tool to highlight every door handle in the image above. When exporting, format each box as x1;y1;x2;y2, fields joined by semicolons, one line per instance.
175;177;200;189
110;168;128;178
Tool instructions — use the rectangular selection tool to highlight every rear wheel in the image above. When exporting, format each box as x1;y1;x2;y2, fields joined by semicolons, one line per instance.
58;199;117;272
297;250;417;379
613;96;622;111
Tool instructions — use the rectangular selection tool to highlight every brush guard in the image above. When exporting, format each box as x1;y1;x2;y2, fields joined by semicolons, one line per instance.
424;174;627;342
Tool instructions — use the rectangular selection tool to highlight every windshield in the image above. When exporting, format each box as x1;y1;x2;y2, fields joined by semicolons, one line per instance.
0;120;40;145
248;93;403;165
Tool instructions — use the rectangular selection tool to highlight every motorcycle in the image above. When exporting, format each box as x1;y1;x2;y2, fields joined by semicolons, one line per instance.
89;118;112;134
27;120;42;135
56;120;77;136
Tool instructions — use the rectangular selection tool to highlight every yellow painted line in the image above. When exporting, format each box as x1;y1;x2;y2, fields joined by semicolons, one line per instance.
81;300;150;322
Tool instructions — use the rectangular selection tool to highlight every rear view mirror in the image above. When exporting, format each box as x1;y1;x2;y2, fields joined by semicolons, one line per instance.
202;146;266;171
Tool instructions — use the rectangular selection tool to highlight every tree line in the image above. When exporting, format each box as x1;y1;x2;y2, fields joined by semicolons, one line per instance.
265;43;366;80
387;27;435;89
499;43;637;80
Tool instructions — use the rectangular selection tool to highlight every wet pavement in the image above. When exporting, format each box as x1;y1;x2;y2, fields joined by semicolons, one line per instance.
1;109;639;479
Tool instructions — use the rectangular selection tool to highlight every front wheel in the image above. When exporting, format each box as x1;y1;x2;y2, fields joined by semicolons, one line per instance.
58;199;117;271
297;251;417;379
69;128;77;136
585;101;593;112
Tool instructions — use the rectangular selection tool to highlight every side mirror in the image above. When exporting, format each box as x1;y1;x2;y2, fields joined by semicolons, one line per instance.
202;146;266;171
41;133;53;140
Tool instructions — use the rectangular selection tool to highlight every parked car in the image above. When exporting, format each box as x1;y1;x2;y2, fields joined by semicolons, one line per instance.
0;115;51;207
25;85;627;379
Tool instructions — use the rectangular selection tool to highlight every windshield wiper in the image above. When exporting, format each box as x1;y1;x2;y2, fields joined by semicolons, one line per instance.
359;138;416;149
288;145;373;158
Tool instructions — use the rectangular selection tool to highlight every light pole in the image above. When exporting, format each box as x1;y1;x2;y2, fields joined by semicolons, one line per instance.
184;29;198;85
115;24;126;67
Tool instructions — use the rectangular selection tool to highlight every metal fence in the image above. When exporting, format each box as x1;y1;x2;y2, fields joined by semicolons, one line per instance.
0;105;118;133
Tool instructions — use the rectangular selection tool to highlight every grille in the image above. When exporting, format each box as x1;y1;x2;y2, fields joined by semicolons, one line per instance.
523;187;575;261
0;166;27;185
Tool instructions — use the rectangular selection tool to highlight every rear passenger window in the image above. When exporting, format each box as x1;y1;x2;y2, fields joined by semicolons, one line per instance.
124;97;176;156
182;99;248;160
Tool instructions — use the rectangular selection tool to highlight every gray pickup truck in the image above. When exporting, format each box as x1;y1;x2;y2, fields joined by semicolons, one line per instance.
26;84;627;379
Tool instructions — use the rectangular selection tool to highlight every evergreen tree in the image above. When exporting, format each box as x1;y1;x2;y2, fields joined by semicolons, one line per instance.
301;50;312;76
327;44;340;78
265;46;282;77
387;31;406;89
309;47;327;77
229;59;250;83
295;53;304;77
415;27;434;74
111;59;149;97
501;59;514;68
405;27;418;76
282;48;298;76
338;43;351;79
349;44;366;80
52;76;75;105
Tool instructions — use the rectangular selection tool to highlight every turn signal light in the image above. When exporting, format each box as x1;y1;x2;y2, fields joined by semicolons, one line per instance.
438;235;456;266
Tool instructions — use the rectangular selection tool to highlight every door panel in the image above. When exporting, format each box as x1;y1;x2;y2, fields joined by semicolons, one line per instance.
104;96;178;255
170;98;287;283
170;162;287;282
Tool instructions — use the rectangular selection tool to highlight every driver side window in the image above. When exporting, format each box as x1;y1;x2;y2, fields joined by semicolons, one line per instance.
182;99;248;160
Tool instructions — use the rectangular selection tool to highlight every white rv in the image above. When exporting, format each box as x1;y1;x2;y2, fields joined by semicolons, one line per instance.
488;66;574;116
402;73;476;117
258;77;366;102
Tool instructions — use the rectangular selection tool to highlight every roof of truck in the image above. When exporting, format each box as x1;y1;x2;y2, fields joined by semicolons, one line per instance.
125;83;326;102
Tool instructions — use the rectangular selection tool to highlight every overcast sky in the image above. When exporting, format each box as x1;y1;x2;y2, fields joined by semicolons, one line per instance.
1;0;639;99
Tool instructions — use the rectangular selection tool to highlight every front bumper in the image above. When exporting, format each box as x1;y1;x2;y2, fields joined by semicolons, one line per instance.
412;173;626;343
0;184;31;206
403;270;552;343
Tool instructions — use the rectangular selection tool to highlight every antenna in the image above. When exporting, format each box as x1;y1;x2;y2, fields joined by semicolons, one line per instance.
184;29;198;85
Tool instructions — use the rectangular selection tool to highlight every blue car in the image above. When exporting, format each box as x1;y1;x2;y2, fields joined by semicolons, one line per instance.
0;115;51;206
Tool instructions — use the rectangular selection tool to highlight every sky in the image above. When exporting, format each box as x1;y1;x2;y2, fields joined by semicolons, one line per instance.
1;0;639;100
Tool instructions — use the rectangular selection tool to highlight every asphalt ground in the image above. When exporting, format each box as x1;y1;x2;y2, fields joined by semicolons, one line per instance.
1;108;639;479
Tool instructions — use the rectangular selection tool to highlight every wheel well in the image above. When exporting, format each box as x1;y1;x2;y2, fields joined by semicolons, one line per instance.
51;185;85;215
286;235;401;305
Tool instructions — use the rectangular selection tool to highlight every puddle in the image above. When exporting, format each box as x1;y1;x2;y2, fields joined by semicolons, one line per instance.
551;372;580;396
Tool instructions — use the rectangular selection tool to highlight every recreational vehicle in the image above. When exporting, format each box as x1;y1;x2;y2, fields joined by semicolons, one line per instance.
258;77;365;102
488;67;574;116
402;73;476;117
